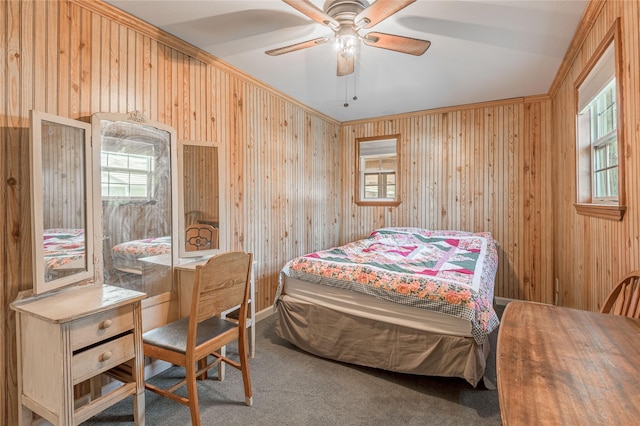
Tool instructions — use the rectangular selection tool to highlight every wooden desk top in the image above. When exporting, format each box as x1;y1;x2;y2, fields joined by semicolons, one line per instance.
497;301;640;425
10;284;146;323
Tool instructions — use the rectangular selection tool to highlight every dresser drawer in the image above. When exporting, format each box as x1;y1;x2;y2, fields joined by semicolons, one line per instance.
72;333;135;384
70;305;134;351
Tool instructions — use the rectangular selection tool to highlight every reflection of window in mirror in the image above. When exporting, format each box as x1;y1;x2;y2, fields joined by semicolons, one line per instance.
93;112;178;298
574;19;625;221
178;141;222;258
356;135;401;206
30;110;95;295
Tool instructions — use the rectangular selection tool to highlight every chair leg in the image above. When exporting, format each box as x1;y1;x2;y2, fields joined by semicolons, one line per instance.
218;346;226;381
186;360;201;426
197;358;208;380
238;336;253;406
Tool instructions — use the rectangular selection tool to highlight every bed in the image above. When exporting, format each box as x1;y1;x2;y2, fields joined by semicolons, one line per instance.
274;227;500;387
43;228;85;280
111;236;172;275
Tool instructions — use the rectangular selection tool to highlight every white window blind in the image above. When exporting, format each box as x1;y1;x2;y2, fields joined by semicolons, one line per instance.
578;42;615;112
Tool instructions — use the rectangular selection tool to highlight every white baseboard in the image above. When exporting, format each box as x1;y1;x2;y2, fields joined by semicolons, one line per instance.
255;305;275;323
144;359;173;380
495;296;517;306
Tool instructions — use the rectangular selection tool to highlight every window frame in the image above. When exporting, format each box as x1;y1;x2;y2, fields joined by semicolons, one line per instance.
574;18;626;221
355;134;401;207
100;149;155;201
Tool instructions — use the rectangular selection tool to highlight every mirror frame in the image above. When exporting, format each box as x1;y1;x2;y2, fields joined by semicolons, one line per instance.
30;110;96;294
355;134;402;207
177;139;228;258
91;111;179;285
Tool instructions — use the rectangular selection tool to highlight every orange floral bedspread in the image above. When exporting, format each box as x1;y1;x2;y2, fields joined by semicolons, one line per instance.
279;227;499;345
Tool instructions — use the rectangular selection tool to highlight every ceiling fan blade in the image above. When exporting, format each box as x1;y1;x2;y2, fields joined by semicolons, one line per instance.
355;0;416;29
282;0;340;29
266;37;329;56
363;32;430;56
337;53;355;76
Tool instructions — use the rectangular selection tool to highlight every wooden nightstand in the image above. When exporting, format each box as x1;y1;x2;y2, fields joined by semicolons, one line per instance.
11;284;146;425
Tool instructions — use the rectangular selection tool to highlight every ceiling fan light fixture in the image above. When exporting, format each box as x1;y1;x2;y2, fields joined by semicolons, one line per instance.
334;33;358;56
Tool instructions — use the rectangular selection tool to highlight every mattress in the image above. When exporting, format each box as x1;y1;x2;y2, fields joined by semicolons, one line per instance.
282;275;472;337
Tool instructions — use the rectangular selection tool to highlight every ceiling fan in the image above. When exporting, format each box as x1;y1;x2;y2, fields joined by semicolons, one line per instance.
266;0;431;76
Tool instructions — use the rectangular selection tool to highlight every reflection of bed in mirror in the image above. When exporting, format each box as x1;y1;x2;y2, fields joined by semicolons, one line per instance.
43;228;85;280
102;201;173;295
111;235;172;275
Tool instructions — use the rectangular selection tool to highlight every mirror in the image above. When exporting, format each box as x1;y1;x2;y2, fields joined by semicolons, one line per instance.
30;110;95;294
178;140;224;258
355;135;401;206
92;112;178;297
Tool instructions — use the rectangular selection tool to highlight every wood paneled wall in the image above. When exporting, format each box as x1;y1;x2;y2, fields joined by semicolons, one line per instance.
41;123;87;229
183;144;219;223
0;1;340;422
340;97;553;303
549;0;640;311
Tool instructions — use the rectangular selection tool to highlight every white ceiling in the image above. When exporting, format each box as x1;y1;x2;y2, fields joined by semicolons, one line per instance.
105;0;588;122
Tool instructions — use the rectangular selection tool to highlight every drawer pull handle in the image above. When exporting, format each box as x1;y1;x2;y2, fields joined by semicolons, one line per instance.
100;319;113;329
99;351;112;362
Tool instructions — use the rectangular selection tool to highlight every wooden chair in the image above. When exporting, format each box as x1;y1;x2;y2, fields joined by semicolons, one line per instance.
142;251;253;425
185;224;217;251
600;270;640;318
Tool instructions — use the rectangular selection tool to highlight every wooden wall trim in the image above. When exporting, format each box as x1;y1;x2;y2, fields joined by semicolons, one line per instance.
341;96;532;125
69;0;340;125
548;0;607;97
523;94;551;104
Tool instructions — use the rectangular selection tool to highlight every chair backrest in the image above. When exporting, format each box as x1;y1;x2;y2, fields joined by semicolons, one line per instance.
185;209;206;225
190;251;252;325
600;270;640;318
185;224;217;251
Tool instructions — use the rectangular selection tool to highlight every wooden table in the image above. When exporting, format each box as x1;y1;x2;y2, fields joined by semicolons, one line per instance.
497;301;640;425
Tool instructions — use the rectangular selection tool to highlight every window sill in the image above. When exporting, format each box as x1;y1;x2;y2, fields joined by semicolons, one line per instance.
355;200;402;207
574;203;626;221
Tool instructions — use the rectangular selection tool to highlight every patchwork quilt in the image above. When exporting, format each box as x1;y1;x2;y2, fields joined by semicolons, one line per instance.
43;228;85;270
279;227;500;345
111;236;172;261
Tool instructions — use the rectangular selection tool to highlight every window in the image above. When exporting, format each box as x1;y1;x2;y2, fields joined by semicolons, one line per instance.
356;135;401;206
101;150;154;199
580;78;617;202
574;19;625;220
364;170;396;199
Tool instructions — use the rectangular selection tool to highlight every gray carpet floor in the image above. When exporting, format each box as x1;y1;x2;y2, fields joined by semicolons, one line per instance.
86;307;504;425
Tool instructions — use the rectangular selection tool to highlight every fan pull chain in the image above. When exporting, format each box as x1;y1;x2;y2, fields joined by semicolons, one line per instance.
344;79;349;107
353;71;358;102
344;71;358;108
